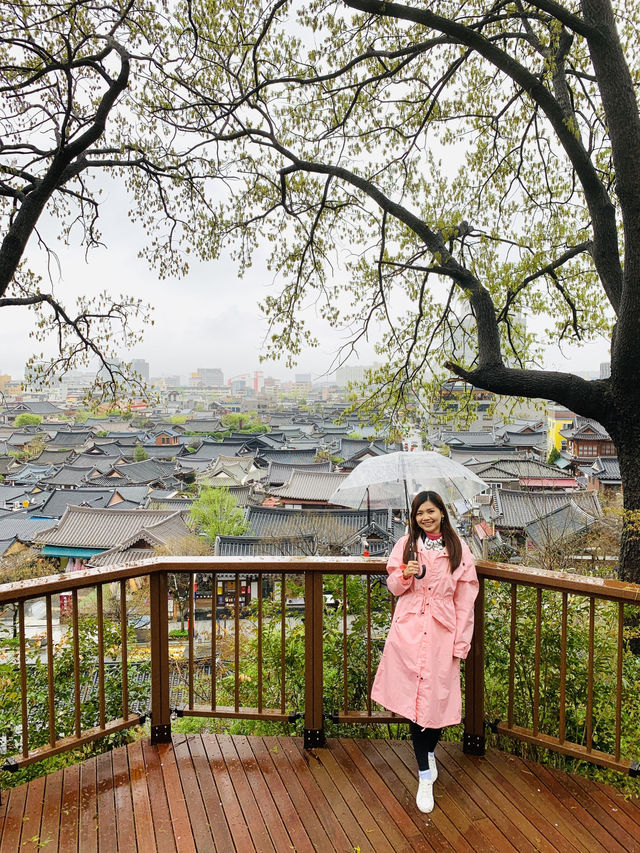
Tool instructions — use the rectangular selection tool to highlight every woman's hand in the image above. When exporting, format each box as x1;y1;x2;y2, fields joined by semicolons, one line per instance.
402;560;420;580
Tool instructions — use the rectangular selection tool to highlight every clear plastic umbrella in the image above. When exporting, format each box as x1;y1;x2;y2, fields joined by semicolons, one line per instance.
328;450;488;511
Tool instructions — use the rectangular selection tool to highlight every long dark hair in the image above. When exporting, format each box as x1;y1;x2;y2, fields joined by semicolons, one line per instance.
402;490;462;571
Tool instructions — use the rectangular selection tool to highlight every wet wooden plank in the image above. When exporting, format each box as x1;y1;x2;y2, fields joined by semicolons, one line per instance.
185;734;235;853
249;737;316;853
276;736;355;852
112;743;135;852
391;739;500;853
216;734;275;853
79;756;99;853
172;734;214;851
156;741;197;853
17;773;45;852
141;738;177;853
39;768;62;851
96;750;117;853
201;734;255;853
261;735;334;851
443;744;560;853
58;763;80;853
522;758;630;853
343;739;433;851
543;763;639;851
127;740;156;853
0;784;27;853
439;744;539;853
480;748;586;853
371;739;460;853
319;738;404;853
233;735;296;852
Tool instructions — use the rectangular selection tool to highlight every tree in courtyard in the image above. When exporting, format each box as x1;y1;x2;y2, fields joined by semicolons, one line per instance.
189;487;249;544
154;534;213;631
136;0;640;582
13;414;42;427
0;549;58;636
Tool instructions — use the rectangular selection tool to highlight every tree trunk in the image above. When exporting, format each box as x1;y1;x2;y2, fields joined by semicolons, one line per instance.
608;414;640;585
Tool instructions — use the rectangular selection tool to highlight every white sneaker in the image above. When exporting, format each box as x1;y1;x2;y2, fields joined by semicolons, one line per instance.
416;779;434;813
428;753;438;782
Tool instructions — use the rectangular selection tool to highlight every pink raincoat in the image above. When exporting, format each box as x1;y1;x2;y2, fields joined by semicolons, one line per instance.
371;534;479;728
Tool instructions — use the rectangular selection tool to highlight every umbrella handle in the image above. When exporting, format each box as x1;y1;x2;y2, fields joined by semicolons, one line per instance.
416;564;426;580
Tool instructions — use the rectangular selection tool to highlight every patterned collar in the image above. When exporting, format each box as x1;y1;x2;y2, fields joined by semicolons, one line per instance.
419;533;445;551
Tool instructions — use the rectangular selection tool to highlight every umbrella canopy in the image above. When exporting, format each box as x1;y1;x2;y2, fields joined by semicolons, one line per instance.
328;451;488;510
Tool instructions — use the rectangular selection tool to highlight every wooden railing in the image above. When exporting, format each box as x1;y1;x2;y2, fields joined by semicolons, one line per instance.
0;557;639;778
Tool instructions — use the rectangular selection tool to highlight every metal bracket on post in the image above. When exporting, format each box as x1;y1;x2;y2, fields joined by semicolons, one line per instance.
630;760;640;778
463;732;486;756
151;724;172;744
304;728;326;750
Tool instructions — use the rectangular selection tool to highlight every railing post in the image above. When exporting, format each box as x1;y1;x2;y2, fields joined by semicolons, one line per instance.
150;571;172;744
463;575;485;755
304;569;326;748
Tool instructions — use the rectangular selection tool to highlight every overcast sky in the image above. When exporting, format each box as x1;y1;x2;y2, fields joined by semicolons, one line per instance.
0;178;610;384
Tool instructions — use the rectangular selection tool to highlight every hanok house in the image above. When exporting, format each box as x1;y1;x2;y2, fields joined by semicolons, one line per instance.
559;417;617;470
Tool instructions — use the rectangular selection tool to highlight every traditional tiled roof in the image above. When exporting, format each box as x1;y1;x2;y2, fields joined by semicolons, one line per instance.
29;448;75;466
559;417;611;441
214;534;317;556
0;511;57;543
5;463;56;485
524;502;598;548
0;485;35;507
245;505;401;541
34;488;115;518
265;460;332;487
256;448;319;465
87;514;192;566
267;470;349;502
186;442;247;461
68;454;129;471
47;430;94;447
146;497;195;512
35;506;188;549
495;488;602;530
3;401;64;415
589;457;621;483
41;466;97;487
467;459;575;482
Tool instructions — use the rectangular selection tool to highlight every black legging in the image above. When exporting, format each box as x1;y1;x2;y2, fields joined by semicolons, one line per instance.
409;722;442;771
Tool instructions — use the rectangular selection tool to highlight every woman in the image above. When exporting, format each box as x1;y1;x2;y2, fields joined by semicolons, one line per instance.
371;490;479;814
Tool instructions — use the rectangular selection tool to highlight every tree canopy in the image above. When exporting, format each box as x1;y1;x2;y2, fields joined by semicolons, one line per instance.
128;0;640;580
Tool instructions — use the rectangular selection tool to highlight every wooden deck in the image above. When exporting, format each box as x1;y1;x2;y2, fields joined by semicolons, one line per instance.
1;735;638;852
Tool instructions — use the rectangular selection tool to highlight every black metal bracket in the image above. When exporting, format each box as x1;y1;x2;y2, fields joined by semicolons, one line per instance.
463;732;486;756
288;712;302;723
1;757;19;773
630;760;640;778
138;713;148;726
487;718;500;734
304;728;326;750
173;708;185;718
324;711;340;725
150;723;172;744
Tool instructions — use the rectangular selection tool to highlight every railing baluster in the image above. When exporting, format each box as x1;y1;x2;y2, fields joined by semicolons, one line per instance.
463;577;485;755
120;580;128;720
280;572;286;715
508;583;516;728
587;596;595;753
97;584;106;730
257;573;263;714
615;601;624;761
46;595;55;748
72;590;81;739
533;588;542;737
211;571;217;711
342;573;348;715
18;602;28;759
559;592;567;745
234;575;240;713
188;574;195;710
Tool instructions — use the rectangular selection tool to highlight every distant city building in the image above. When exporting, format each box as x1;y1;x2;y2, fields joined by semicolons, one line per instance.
335;364;378;388
546;404;575;454
131;359;150;381
600;361;611;379
190;367;224;388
